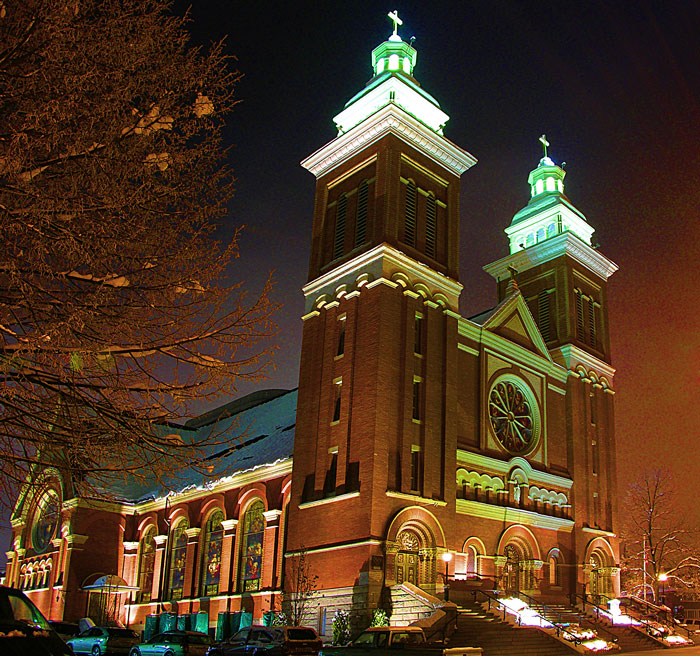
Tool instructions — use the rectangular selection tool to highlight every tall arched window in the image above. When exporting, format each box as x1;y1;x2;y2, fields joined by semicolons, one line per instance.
31;488;61;555
425;193;436;258
239;500;265;592
549;553;560;586
354;180;369;247
466;545;478;578
137;527;156;603
168;519;189;600
333;194;347;260
201;510;224;596
404;180;416;247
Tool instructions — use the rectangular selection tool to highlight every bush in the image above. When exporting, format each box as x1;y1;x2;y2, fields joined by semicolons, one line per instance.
332;609;351;645
370;609;389;627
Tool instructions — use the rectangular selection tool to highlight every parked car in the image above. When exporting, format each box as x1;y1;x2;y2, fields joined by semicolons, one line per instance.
129;630;212;656
207;625;321;656
49;620;81;642
0;584;72;655
67;626;139;655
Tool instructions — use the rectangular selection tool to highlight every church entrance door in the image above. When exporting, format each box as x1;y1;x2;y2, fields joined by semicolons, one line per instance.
396;530;420;586
504;544;521;594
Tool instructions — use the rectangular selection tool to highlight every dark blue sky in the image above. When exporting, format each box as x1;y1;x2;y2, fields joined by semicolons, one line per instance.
176;0;700;499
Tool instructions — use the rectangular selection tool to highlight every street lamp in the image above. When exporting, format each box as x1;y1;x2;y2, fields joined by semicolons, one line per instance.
658;573;668;607
441;551;453;601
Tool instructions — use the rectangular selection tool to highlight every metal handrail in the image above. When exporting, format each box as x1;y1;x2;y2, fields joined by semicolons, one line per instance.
572;592;693;642
469;589;596;646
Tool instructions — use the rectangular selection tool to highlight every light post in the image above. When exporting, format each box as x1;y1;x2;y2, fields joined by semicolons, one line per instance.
441;551;453;601
659;573;668;607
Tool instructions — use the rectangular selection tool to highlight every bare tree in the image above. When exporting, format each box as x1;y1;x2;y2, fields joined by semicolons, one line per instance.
284;547;319;626
0;0;277;503
621;470;700;600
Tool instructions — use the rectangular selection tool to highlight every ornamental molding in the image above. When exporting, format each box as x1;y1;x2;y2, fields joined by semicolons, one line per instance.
301;103;476;179
302;243;463;313
456;498;574;531
385;490;447;507
185;527;201;538
263;509;282;522
285;538;382;557
483;232;618;281
456;451;573;490
123;541;139;551
298;490;361;509
65;534;89;547
154;534;168;546
551;345;615;386
221;519;238;531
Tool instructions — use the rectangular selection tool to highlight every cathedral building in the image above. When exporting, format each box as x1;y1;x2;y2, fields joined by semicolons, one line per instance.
5;16;620;638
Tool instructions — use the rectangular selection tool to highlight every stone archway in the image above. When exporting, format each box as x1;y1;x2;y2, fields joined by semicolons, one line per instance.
385;507;445;593
496;525;542;595
584;538;618;602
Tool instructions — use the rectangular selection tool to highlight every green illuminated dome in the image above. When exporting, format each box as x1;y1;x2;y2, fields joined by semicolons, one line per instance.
333;11;449;136
505;136;594;254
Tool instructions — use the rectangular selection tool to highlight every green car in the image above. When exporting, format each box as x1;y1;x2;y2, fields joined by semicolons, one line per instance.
129;631;212;656
67;626;140;655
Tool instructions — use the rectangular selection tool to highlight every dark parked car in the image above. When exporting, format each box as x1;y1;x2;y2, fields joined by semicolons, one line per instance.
129;630;212;656
67;626;139;655
0;585;71;655
49;620;81;642
207;626;321;656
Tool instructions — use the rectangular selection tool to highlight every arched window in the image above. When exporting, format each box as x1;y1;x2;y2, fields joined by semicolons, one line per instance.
404;180;416;247
549;553;560;586
333;194;347;260
354;180;369;247
466;545;478;578
239;500;265;592
137;527;156;603
168;519;189;600
32;488;61;555
201;510;224;597
425;193;436;258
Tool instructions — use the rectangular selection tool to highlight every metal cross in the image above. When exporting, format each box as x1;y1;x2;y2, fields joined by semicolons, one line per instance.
388;10;403;36
539;134;550;158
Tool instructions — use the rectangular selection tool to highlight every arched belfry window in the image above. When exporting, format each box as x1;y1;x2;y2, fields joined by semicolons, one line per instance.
137;526;156;603
31;488;61;555
333;194;347;260
201;510;224;596
239;500;265;592
425;193;436;257
404;180;416;247
355;180;369;247
167;518;189;600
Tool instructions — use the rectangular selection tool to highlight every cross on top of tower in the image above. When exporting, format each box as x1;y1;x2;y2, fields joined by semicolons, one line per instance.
539;134;550;159
388;10;403;39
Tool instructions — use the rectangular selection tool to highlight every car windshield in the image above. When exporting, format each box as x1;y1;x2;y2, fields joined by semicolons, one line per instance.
287;629;318;640
353;632;377;646
0;588;51;630
107;628;138;637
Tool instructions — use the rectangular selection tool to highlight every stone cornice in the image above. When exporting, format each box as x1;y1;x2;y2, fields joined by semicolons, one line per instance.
301;103;476;179
298;491;360;509
456;498;574;531
551;344;616;382
302;243;463;313
483;232;618;281
456;452;573;490
385;490;447;507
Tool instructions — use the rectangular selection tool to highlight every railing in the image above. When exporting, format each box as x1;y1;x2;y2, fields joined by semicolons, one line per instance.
470;589;610;647
571;592;693;642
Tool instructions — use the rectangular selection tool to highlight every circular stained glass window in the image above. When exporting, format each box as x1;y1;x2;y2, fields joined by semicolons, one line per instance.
488;378;539;454
32;490;61;554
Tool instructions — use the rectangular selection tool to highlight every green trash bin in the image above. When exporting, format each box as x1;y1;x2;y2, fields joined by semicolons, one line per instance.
144;614;159;642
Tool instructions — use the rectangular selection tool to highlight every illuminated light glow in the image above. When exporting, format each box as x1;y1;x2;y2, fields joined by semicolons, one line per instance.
403;57;411;73
546;177;555;191
557;179;563;191
377;58;385;74
498;598;553;628
535;179;544;194
582;639;616;652
389;53;399;70
666;635;691;644
608;599;621;617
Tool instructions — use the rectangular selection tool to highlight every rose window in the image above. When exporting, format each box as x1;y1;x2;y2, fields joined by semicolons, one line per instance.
32;489;61;554
489;379;538;454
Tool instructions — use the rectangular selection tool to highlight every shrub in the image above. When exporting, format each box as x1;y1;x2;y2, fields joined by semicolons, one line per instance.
332;609;351;645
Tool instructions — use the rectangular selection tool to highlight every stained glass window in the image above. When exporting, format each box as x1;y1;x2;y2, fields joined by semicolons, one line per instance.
137;527;156;603
168;519;189;600
201;510;224;597
239;500;264;592
32;489;61;554
489;379;537;454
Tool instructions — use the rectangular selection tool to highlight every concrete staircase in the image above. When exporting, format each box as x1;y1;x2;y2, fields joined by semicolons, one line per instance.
450;600;578;656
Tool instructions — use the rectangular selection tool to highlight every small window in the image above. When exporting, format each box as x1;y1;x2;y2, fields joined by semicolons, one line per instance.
414;314;423;355
535;179;544;195
547;222;556;238
410;448;421;492
549;555;559;586
545;177;555;192
332;382;342;422
412;379;421;421
336;317;346;357
538;291;551;342
536;227;545;242
388;54;399;70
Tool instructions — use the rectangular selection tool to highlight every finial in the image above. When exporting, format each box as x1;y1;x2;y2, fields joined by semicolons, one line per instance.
539;134;549;159
388;10;403;38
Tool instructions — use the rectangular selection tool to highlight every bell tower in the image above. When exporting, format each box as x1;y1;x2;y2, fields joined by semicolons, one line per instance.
484;139;620;594
288;13;476;613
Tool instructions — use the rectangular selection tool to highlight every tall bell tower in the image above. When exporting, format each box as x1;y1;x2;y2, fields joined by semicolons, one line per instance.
484;138;621;595
288;13;476;613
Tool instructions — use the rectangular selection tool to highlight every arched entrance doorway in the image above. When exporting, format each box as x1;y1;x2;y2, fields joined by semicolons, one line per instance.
584;538;618;602
504;544;522;594
497;526;542;595
396;530;420;585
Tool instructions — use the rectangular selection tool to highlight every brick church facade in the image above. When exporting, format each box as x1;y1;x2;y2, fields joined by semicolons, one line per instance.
6;18;620;637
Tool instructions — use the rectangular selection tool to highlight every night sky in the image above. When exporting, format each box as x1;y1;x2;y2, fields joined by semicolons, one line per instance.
180;0;699;508
3;1;699;561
